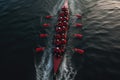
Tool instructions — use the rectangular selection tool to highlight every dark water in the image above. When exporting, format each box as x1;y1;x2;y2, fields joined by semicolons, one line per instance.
0;0;120;80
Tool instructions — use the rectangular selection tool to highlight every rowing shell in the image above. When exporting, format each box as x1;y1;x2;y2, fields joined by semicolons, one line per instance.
54;0;69;74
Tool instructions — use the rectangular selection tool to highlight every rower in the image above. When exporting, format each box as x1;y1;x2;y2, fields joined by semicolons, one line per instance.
60;46;65;53
54;39;61;46
61;39;67;45
61;26;68;32
58;17;63;21
55;34;61;39
59;13;65;17
63;21;68;26
56;27;62;33
64;11;69;16
57;22;63;27
58;17;69;22
63;17;69;21
61;33;67;39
